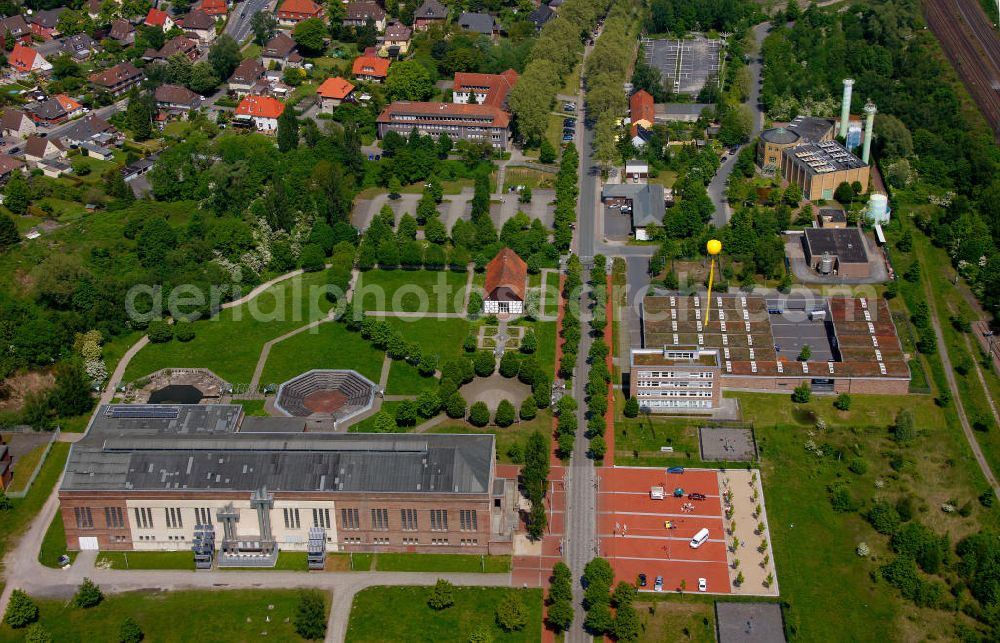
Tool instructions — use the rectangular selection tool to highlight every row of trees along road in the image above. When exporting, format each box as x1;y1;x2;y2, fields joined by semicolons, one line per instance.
587;0;643;169
508;0;614;145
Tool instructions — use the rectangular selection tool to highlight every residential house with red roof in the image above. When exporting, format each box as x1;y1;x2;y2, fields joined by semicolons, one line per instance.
277;0;324;26
352;51;390;82
483;248;528;315
316;77;354;110
452;69;518;108
54;94;85;119
343;1;386;31
144;7;175;31
629;89;654;137
235;95;285;131
155;84;203;112
9;44;52;75
198;0;229;16
24;134;67;164
179;9;217;44
0;154;24;184
89;62;145;95
377;101;511;150
146;35;200;61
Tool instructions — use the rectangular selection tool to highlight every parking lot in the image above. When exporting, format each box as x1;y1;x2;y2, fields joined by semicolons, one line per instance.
598;467;731;594
642;36;724;95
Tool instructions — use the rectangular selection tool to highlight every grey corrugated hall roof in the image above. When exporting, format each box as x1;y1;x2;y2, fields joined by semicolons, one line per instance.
602;183;666;228
62;405;494;495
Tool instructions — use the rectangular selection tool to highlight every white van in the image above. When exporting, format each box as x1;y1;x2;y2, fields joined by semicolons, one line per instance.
690;528;710;549
650;486;665;500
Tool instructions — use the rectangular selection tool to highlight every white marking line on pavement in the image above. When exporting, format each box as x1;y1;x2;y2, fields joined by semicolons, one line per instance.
598;510;724;518
599;534;727;543
610;555;730;564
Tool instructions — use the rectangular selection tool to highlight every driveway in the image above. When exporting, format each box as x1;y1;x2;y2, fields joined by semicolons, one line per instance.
708;22;771;228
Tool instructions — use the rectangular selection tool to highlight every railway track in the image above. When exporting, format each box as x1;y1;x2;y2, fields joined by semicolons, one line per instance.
924;0;1000;139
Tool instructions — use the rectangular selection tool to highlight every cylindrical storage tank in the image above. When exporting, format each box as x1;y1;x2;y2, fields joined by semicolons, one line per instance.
867;193;889;224
819;252;835;275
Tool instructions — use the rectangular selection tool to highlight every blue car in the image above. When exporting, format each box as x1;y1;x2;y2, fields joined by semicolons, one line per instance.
667;466;685;474
562;133;574;141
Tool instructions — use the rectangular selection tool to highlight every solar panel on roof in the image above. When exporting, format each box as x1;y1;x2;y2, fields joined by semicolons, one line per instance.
108;406;180;419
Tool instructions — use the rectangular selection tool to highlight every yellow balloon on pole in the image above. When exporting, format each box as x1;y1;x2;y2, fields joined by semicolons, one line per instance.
705;240;722;326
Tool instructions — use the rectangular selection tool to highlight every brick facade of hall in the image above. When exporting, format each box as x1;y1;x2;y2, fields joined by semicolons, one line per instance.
60;489;508;555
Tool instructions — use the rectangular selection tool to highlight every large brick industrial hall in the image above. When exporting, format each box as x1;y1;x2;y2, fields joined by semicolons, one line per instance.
59;405;518;566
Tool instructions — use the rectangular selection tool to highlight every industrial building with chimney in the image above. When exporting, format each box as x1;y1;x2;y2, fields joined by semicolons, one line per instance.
59;405;518;564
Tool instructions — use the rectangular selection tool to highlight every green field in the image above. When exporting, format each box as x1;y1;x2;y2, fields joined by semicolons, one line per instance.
354;269;469;314
124;270;336;385
96;551;195;570
371;553;510;573
4;442;48;493
0;589;322;643
348;401;404;432
383;317;470;394
38;513;75;569
429;412;553;464
260;320;386;386
346;586;541;643
514;320;557;380
231;398;268;416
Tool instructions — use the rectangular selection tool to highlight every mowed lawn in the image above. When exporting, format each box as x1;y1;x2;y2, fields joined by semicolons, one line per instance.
354;269;469;314
124;271;335;384
346;586;541;643
383;317;470;395
0;590;320;643
261;320;385;386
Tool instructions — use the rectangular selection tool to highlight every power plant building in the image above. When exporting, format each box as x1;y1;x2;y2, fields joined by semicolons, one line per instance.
781;140;870;201
59;406;517;561
801;227;871;278
756;116;834;172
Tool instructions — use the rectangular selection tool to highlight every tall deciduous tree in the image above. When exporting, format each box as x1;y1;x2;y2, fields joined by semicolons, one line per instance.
386;60;434;101
207;34;240;81
251;10;278;45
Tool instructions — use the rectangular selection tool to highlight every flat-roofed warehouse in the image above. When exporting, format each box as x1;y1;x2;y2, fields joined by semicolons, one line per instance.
59;405;516;563
801;227;871;278
631;294;909;412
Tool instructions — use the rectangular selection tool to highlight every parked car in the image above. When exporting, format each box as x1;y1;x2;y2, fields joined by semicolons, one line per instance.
688;493;707;501
654;576;663;592
564;118;576;127
562;133;574;141
564;102;576;111
638;573;647;587
698;577;707;592
667;466;684;474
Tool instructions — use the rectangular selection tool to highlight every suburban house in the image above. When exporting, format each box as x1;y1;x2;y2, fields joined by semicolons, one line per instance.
378;22;411;57
262;33;303;68
62;33;101;60
198;0;229;16
84;0;102;19
629;89;654;136
0;15;32;46
28;8;64;40
277;0;324;26
452;69;518;107
108;19;135;45
9;44;53;75
316;77;354;110
144;7;175;31
413;0;447;30
457;12;499;38
60;114;119;146
155;84;203;112
625;159;649;182
24;134;67;163
1;109;36;138
26;98;69;125
528;4;555;31
483;248;528;315
54;94;86;119
228;58;267;95
179;9;217;44
148;35;200;61
378;101;512;150
80;141;114;161
235;95;285;131
352;52;390;82
602;183;666;240
0;154;22;183
343;1;387;31
89;62;145;95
